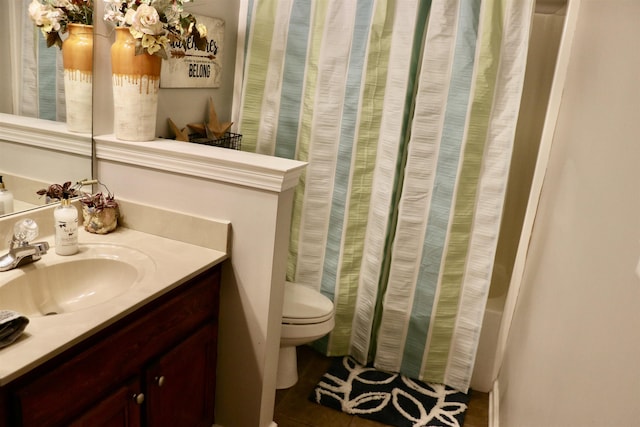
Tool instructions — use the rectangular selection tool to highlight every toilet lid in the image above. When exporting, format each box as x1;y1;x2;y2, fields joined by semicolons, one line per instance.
282;281;334;325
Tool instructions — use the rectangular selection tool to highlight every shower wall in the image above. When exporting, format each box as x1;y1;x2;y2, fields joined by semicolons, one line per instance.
490;9;566;305
470;8;566;392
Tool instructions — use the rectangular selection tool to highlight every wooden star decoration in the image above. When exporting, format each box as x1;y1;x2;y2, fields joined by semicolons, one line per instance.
186;122;207;135
167;118;190;142
187;98;233;139
204;97;233;139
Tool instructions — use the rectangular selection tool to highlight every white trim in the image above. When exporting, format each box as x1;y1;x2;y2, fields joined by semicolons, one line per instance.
0;113;91;157
491;0;581;379
489;379;499;427
94;134;307;193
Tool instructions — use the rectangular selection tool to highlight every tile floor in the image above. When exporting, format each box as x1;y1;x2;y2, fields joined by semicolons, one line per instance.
274;346;489;427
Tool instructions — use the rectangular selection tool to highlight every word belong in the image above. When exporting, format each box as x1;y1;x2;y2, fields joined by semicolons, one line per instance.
189;63;211;78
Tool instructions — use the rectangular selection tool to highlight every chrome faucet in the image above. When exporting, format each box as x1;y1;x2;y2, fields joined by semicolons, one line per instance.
0;219;50;272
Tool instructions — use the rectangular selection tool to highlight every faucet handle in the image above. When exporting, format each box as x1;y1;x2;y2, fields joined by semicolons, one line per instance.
33;242;50;255
13;219;39;244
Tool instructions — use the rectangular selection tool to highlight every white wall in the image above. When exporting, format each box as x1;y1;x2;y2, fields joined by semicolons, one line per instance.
497;1;640;425
95;137;305;427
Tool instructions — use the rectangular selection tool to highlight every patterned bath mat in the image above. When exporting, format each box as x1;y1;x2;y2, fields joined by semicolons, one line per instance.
310;357;470;427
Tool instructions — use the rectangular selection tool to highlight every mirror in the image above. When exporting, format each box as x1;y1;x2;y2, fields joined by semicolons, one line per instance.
0;1;93;217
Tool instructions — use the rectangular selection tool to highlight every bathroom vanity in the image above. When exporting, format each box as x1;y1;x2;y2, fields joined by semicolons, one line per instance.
0;205;229;427
0;266;220;426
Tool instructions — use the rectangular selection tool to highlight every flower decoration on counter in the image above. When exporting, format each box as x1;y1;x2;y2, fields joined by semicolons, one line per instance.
36;181;79;202
28;0;94;49
80;186;120;234
103;0;208;58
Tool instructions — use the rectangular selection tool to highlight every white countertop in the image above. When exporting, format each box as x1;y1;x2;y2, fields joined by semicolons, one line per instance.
0;226;227;386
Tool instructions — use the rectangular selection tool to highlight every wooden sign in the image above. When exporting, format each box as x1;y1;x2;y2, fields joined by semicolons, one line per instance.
160;15;224;88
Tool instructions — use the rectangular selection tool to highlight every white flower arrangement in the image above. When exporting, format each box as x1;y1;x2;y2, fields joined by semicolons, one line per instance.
28;0;94;49
103;0;207;58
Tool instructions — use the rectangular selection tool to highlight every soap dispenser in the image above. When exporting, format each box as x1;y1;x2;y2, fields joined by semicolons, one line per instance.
0;176;14;216
54;195;78;255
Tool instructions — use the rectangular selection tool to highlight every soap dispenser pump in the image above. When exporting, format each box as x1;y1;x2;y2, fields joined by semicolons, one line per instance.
54;195;78;255
0;176;14;216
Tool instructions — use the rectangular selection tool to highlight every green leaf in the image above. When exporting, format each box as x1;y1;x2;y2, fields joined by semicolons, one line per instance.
46;32;63;49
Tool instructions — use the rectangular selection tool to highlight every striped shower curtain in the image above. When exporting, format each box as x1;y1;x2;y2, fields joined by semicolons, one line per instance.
11;0;66;120
235;0;533;392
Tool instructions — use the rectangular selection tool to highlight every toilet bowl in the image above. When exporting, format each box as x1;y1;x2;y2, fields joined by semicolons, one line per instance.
277;281;335;389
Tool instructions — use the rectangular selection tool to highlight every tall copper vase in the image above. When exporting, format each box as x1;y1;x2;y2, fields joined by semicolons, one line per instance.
62;24;93;133
111;27;162;141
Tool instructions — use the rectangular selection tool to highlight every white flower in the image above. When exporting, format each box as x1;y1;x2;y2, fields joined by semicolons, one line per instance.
195;23;207;38
28;0;63;33
128;4;164;36
102;0;208;57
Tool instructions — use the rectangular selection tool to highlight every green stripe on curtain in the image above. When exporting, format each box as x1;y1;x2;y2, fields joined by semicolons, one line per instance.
239;0;279;154
444;0;535;391
422;0;505;383
330;0;395;356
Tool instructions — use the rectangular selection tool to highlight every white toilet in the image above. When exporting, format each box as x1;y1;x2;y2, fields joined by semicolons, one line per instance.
277;281;335;389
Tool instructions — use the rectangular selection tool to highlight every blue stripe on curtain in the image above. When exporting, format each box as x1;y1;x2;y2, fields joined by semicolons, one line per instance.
30;0;64;122
315;0;375;355
274;0;311;161
321;0;375;305
401;0;481;379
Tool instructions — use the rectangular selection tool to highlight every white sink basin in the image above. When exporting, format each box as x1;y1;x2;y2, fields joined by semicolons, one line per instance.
0;244;156;316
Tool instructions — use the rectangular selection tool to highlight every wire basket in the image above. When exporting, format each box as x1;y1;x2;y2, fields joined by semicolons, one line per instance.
189;132;242;150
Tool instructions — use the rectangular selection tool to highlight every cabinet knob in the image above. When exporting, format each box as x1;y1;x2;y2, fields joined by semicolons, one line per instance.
155;375;166;387
133;393;145;405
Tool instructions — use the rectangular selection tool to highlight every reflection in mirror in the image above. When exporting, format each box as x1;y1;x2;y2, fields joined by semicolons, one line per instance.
0;1;93;217
0;114;93;217
2;1;93;132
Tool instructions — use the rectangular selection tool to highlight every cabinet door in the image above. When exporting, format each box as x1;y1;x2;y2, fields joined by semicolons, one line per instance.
69;378;142;427
145;323;217;427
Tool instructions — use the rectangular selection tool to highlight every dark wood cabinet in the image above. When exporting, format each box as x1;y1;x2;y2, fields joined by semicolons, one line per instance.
145;324;216;427
69;378;142;427
0;265;221;427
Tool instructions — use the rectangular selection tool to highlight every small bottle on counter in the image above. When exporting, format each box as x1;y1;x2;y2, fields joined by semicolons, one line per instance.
54;195;78;255
0;176;14;216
